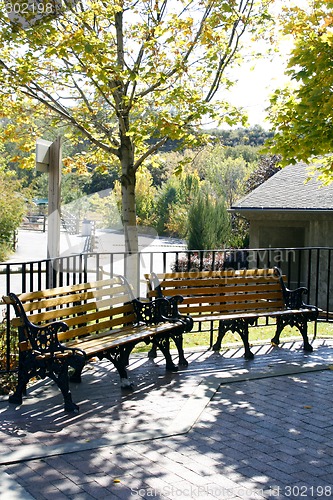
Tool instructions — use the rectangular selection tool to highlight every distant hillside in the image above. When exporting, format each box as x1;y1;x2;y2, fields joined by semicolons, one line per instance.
149;125;273;152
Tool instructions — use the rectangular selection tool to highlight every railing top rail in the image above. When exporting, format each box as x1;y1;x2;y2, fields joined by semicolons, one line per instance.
1;246;333;268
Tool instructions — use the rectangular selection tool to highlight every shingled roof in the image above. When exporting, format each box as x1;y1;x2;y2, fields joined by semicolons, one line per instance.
232;163;333;212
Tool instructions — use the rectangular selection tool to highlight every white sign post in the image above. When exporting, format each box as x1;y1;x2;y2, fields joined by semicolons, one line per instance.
36;137;62;283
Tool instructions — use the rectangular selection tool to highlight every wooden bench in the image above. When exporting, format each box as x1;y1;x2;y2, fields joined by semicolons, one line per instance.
3;275;193;413
145;267;320;359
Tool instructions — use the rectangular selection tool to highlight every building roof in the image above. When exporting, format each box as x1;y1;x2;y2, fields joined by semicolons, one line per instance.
232;163;333;212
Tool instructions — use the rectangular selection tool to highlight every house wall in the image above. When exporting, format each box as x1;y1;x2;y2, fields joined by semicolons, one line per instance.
246;211;333;248
258;225;306;248
309;218;333;247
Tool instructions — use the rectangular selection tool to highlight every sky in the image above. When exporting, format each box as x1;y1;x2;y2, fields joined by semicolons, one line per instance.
225;36;293;129
223;0;306;129
228;55;289;128
202;42;292;131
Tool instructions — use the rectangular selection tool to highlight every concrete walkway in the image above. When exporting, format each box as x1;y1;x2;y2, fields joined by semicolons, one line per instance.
4;229;187;264
1;339;333;499
0;228;187;298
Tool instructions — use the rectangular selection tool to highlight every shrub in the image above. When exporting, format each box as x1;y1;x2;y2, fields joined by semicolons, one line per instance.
0;171;26;261
171;250;249;272
0;317;19;372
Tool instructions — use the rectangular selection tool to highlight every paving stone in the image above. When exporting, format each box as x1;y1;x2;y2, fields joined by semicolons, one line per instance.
1;341;333;499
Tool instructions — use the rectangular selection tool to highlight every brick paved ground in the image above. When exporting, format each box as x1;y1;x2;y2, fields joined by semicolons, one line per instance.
1;339;333;499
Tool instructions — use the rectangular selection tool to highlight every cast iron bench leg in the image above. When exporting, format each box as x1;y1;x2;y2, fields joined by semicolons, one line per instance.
148;343;158;359
271;315;313;352
299;319;313;352
68;352;86;383
171;334;188;367
153;335;178;371
213;319;254;359
103;345;135;390
271;317;284;347
212;321;227;352
148;336;188;366
8;354;30;406
239;321;255;359
50;359;79;413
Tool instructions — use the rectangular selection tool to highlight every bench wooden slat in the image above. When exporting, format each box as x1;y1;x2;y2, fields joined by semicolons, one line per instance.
22;285;131;313
57;313;138;341
31;317;137;339
155;283;281;296
156;275;281;289
177;301;285;315
182;308;315;323
160;288;283;301
148;285;283;300
148;268;278;280
179;291;284;304
24;301;135;326
17;277;124;302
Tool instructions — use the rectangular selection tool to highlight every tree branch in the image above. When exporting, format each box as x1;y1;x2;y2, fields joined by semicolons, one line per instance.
205;0;254;102
134;136;168;171
137;1;214;99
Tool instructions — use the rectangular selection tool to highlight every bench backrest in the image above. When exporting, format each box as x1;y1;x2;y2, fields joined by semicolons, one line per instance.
4;276;137;343
145;268;287;317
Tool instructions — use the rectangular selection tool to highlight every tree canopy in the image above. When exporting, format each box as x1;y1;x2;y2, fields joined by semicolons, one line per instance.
0;0;275;253
266;0;333;184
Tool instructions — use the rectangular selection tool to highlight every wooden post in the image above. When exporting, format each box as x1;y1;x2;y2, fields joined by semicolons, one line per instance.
47;137;62;262
36;136;62;287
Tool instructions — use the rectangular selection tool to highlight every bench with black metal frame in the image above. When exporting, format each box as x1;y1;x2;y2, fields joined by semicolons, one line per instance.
145;267;320;360
3;275;193;413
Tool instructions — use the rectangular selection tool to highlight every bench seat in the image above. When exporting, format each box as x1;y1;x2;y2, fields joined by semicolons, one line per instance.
65;320;188;355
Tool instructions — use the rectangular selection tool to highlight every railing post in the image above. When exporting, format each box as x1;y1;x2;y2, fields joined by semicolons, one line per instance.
327;249;331;322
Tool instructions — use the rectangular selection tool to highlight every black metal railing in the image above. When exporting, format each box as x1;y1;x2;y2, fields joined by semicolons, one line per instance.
1;246;332;373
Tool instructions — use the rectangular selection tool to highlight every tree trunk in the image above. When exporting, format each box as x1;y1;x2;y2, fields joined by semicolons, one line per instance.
120;134;138;254
119;134;140;294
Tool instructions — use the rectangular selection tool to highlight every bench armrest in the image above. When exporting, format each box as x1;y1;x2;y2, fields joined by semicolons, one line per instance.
131;297;160;325
284;288;320;321
145;273;193;331
132;296;193;331
156;296;193;332
4;292;83;356
273;267;319;312
283;286;308;309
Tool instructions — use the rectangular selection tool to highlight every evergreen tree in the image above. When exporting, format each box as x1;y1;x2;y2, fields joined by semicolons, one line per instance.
187;191;230;250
